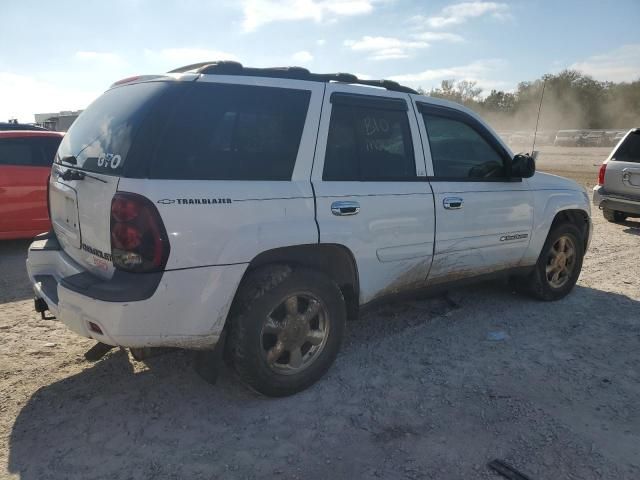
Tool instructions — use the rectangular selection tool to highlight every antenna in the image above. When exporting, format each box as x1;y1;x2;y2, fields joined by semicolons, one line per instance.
531;79;547;155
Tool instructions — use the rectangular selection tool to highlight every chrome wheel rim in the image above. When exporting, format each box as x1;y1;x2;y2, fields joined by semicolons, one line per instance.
260;293;329;375
546;235;576;289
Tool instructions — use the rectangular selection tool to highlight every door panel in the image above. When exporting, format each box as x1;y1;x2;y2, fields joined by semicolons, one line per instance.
428;182;533;283
413;99;533;283
312;84;434;304
314;183;435;302
0;165;50;237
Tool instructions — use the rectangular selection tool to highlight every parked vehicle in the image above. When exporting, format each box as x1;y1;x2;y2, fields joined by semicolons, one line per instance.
554;130;583;146
593;128;640;222
0;122;49;131
610;131;627;146
0;130;64;239
27;62;592;396
577;130;605;147
509;131;531;145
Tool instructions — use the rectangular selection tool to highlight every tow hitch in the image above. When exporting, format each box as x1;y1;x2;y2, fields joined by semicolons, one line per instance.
34;297;55;320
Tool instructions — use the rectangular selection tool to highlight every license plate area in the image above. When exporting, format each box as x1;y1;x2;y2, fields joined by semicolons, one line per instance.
50;181;81;249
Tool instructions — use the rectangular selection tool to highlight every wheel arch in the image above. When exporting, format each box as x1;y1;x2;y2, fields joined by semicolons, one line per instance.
549;208;591;252
234;243;360;321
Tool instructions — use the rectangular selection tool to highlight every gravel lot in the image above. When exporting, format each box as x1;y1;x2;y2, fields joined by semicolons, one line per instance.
1;146;639;479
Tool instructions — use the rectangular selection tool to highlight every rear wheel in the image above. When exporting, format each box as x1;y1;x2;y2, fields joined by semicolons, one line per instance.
603;208;627;223
228;266;346;397
520;223;584;301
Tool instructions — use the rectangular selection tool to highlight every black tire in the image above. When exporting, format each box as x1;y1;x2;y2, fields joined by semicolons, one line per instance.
603;208;627;223
227;265;346;397
521;223;585;301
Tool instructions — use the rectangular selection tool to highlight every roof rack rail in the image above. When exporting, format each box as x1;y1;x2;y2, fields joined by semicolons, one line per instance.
167;61;418;94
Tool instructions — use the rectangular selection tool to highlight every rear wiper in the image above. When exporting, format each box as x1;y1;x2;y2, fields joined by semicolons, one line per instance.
60;155;77;165
60;167;107;183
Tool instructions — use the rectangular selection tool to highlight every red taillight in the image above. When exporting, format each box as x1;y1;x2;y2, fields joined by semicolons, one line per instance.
111;196;140;222
110;192;170;272
598;163;607;185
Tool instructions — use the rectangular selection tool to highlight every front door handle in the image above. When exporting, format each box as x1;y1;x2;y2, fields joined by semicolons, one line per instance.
331;201;360;216
443;197;464;210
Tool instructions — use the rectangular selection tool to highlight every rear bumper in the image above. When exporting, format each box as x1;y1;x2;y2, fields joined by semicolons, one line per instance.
593;186;640;216
27;238;248;349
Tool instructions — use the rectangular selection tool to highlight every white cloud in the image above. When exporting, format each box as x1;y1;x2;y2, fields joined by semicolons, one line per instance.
240;0;376;32
569;44;640;83
0;72;99;123
291;50;314;63
415;2;509;29
389;58;509;92
412;31;464;43
316;39;326;46
345;36;429;60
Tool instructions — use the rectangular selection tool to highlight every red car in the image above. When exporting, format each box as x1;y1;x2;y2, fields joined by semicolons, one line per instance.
0;130;63;240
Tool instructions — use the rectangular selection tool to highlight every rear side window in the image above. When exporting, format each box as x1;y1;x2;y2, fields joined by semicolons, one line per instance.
56;81;174;175
422;113;506;179
0;137;62;167
613;132;640;163
151;84;311;180
323;101;415;181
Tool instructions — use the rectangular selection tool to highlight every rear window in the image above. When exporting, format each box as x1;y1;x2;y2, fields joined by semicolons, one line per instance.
613;131;640;163
56;81;173;175
150;83;311;180
0;136;62;167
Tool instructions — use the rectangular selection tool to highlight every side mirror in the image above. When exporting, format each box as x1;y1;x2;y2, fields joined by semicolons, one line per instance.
512;153;536;178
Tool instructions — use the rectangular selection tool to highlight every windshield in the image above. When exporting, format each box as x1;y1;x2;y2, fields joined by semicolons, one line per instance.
55;81;173;175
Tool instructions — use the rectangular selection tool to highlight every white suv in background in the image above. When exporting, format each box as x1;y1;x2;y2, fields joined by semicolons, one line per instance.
593;128;640;222
27;62;592;396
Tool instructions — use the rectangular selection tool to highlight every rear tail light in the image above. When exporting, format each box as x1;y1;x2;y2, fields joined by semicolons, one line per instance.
598;163;607;186
110;192;170;272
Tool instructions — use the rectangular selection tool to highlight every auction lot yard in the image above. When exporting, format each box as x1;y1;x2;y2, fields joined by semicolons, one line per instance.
1;146;639;479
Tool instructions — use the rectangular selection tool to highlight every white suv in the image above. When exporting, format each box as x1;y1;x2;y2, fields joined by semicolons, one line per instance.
27;61;592;396
593;128;640;222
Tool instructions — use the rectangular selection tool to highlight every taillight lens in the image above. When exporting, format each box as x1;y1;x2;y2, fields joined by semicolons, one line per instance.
598;163;607;186
110;192;170;272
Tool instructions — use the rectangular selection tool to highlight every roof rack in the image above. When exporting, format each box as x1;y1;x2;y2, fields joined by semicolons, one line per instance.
168;61;418;94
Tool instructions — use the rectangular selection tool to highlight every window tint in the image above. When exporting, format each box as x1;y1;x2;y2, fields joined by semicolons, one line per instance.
152;84;311;180
0;137;62;167
56;81;174;175
323;103;415;181
423;114;506;179
613;131;640;163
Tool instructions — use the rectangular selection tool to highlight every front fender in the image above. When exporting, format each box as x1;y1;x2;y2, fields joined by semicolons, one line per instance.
521;188;591;266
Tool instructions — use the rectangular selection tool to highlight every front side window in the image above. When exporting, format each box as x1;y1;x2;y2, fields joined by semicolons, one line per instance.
152;84;311;180
323;102;415;181
422;113;506;179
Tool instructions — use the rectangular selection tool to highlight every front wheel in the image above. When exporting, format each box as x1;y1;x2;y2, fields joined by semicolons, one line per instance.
522;223;585;301
228;266;346;397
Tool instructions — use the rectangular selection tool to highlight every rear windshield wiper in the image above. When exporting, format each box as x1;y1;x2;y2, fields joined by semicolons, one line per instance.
60;155;77;165
60;167;107;183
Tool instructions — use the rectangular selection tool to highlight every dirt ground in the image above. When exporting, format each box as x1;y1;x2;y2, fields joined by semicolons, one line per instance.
1;146;639;479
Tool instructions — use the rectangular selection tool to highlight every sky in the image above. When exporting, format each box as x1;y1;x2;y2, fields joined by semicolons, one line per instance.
1;0;639;122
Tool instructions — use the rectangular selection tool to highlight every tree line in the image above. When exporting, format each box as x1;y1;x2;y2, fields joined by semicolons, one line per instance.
418;70;640;132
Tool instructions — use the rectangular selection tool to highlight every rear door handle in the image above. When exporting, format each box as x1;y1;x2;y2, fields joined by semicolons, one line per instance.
443;197;464;210
331;201;360;216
